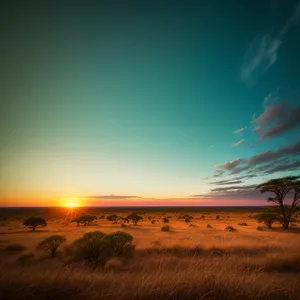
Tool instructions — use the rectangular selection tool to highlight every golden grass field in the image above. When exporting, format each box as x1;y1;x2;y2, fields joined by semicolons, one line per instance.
0;207;300;300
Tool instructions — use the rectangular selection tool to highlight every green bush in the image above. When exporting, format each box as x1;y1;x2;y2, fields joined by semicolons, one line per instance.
70;231;135;269
105;231;134;259
37;235;67;258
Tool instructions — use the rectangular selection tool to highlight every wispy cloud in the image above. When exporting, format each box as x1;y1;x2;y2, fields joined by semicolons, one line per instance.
241;2;300;84
217;158;245;170
253;102;300;139
232;139;246;147
234;127;246;134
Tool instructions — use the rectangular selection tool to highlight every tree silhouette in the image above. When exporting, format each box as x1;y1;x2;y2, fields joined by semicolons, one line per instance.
256;176;300;229
37;235;66;258
23;217;47;231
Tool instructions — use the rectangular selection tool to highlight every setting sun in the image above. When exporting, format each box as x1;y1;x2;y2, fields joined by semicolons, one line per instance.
63;198;80;208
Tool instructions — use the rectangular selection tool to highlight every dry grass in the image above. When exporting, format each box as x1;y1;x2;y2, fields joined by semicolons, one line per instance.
0;207;300;299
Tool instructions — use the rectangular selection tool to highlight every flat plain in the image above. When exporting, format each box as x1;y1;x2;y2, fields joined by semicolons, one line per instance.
0;206;300;300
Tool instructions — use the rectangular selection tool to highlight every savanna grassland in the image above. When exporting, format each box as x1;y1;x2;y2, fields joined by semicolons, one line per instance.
0;206;300;300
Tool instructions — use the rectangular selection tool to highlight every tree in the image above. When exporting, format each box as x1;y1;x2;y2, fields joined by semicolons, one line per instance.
126;213;143;225
106;214;119;224
37;235;66;258
256;176;300;229
23;217;47;231
71;215;97;226
105;231;134;258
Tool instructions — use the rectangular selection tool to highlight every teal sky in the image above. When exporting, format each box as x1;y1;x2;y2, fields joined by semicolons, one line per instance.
1;1;300;206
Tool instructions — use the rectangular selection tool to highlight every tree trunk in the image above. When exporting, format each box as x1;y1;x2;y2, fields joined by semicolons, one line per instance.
283;220;289;230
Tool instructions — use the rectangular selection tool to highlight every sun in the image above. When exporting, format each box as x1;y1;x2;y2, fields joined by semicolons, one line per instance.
66;201;78;208
63;198;80;208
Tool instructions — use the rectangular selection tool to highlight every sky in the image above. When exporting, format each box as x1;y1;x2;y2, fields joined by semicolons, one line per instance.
1;0;300;207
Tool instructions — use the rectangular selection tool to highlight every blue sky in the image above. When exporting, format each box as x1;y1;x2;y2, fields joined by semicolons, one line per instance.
1;0;300;206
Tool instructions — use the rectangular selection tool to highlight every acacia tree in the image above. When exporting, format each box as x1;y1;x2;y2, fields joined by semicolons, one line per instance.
37;235;67;258
256;176;300;229
23;217;47;231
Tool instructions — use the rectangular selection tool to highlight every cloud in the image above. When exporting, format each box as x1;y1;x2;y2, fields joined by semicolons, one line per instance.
234;127;246;134
208;180;244;185
241;2;300;84
218;158;245;170
210;140;300;177
232;139;246;147
86;195;141;199
241;34;282;84
248;140;300;165
192;184;258;200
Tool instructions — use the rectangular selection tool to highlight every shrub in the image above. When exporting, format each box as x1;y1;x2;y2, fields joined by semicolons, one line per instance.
5;244;26;253
163;217;169;223
126;213;143;225
23;217;47;231
18;253;34;264
254;212;278;229
257;226;264;231
151;219;156;224
106;214;119;224
201;215;205;220
70;231;135;269
185;217;192;223
70;231;111;269
105;231;134;259
207;224;213;228
71;215;97;226
189;224;197;227
216;215;220;220
225;225;236;232
99;215;105;219
238;222;248;226
161;225;170;231
37;235;67;258
121;223;127;228
148;216;152;220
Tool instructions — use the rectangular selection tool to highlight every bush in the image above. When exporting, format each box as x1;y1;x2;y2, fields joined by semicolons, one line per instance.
70;231;135;269
106;214;119;224
23;217;47;231
105;231;135;259
148;216;152;220
5;244;26;253
216;215;220;220
163;217;169;223
257;226;264;231
238;222;248;226
161;225;170;231
70;231;111;269
121;223;127;228
99;215;105;219
225;226;236;232
151;219;156;224
254;212;278;229
207;224;213;228
126;213;143;225
71;215;97;226
37;235;67;258
185;217;191;223
18;253;34;264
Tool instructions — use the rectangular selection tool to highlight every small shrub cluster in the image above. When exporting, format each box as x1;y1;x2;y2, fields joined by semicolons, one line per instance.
225;226;236;232
238;222;248;226
69;231;135;269
161;225;170;231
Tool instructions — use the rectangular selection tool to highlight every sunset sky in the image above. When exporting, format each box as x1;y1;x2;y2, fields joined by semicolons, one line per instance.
1;1;300;207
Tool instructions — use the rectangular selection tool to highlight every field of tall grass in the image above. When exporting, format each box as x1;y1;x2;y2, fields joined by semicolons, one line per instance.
0;207;299;300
